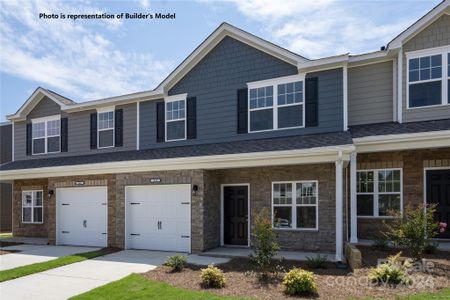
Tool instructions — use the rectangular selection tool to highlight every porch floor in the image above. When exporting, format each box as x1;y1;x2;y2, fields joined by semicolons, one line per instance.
200;247;336;262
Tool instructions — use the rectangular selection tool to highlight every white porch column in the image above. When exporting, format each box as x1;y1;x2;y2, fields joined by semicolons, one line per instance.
335;155;344;262
350;152;358;243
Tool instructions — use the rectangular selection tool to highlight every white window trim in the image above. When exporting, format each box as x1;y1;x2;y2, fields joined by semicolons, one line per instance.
271;180;319;231
406;45;450;109
22;190;44;224
356;168;403;219
97;110;115;149
31;115;61;155
247;74;306;133
164;93;187;142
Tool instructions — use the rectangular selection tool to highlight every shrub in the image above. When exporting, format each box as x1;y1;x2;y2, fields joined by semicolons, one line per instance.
368;252;412;285
384;204;440;260
164;254;187;272
306;254;328;269
424;241;439;254
282;268;317;296
200;265;226;288
249;208;279;275
372;237;389;250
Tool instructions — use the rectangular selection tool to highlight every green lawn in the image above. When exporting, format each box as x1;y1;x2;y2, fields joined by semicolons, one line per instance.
394;288;450;299
0;233;12;239
71;274;253;300
0;248;116;282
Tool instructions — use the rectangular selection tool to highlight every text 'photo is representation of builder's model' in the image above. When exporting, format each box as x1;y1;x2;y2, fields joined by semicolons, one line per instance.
0;0;449;263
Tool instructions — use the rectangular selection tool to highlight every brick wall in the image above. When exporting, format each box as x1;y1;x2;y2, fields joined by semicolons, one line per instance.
357;148;450;239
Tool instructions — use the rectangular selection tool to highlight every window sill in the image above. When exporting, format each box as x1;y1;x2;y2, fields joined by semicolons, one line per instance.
273;227;318;232
357;216;401;219
97;145;115;149
22;222;44;224
249;125;305;134
407;103;450;110
32;151;61;156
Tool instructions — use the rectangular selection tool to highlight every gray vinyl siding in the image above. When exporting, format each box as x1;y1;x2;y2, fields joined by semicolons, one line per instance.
140;36;343;149
14;103;137;161
0;124;12;164
402;14;450;122
348;61;393;125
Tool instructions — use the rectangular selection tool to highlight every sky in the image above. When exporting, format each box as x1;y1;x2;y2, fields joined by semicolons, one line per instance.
0;0;442;121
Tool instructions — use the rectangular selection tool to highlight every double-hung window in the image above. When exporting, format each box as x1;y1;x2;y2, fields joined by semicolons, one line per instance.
165;95;186;141
357;169;402;217
32;116;60;154
272;181;318;230
248;75;304;132
407;46;450;108
98;111;114;148
22;190;43;223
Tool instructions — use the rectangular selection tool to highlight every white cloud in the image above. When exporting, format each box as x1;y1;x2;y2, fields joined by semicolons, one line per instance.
138;0;150;9
227;0;424;58
0;0;172;102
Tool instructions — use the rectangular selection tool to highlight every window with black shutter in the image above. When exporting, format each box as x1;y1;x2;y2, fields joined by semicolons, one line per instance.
237;88;248;134
305;77;319;127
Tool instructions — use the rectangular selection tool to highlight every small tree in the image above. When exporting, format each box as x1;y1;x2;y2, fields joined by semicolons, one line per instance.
250;208;279;277
384;204;440;260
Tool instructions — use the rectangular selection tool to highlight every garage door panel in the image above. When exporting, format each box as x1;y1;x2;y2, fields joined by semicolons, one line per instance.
57;187;107;248
126;185;191;252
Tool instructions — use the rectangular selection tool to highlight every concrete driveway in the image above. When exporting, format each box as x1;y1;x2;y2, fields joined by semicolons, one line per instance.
0;245;100;271
0;250;176;300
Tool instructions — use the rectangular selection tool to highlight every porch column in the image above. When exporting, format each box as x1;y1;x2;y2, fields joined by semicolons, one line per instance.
350;152;358;243
335;155;344;262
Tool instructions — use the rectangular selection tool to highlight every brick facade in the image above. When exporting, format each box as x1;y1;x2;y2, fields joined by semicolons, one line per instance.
357;148;450;239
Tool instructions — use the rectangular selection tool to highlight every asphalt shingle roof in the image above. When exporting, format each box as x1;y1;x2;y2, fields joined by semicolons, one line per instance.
0;131;353;171
349;118;450;138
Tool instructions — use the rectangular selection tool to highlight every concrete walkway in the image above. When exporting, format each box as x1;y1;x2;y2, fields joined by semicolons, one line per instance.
0;245;100;271
0;250;175;300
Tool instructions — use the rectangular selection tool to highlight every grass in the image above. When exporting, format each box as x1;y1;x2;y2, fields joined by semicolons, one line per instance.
347;288;450;300
71;273;253;300
0;248;116;282
0;233;12;239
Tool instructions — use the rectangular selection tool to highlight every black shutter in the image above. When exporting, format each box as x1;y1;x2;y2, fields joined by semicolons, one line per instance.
90;113;97;149
305;77;319;127
237;88;248;134
187;97;197;139
60;118;68;152
26;123;32;156
156;102;165;143
115;109;123;147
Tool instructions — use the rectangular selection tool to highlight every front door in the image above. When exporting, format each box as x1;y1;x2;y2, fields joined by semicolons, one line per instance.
223;186;248;245
426;169;450;239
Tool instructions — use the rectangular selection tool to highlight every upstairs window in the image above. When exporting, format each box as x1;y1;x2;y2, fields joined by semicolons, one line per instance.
166;98;186;141
357;169;402;218
32;116;60;154
22;190;43;223
407;47;450;108
98;111;114;148
248;75;304;133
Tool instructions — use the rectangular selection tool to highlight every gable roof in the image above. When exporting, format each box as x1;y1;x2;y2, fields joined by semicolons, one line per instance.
7;87;76;121
387;0;450;49
155;22;308;93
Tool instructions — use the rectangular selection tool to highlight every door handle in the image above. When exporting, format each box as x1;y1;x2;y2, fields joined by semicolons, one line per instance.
160;221;162;230
83;220;87;228
157;221;160;230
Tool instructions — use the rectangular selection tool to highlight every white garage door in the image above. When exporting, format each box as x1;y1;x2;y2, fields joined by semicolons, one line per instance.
126;184;191;252
56;187;108;247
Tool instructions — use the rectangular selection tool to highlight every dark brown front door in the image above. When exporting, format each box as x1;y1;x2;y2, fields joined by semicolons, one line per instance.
427;169;450;239
223;186;248;245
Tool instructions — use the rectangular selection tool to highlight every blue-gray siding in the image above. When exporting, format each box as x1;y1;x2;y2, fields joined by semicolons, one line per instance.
14;99;137;161
140;36;343;149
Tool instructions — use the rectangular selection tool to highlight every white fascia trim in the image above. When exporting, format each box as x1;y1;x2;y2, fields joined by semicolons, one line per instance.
64;90;164;113
0;145;355;180
405;45;450;59
31;114;61;123
7;88;69;121
388;0;450;49
297;54;349;72
397;49;403;123
247;74;305;89
354;130;450;153
343;66;348;131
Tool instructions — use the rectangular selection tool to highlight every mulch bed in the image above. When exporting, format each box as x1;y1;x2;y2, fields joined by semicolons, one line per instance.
142;254;450;300
0;241;23;248
0;249;21;255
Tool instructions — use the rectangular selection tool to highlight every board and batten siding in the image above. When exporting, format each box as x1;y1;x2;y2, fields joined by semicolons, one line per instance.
348;61;394;126
14;99;137;161
402;14;450;122
140;36;344;149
